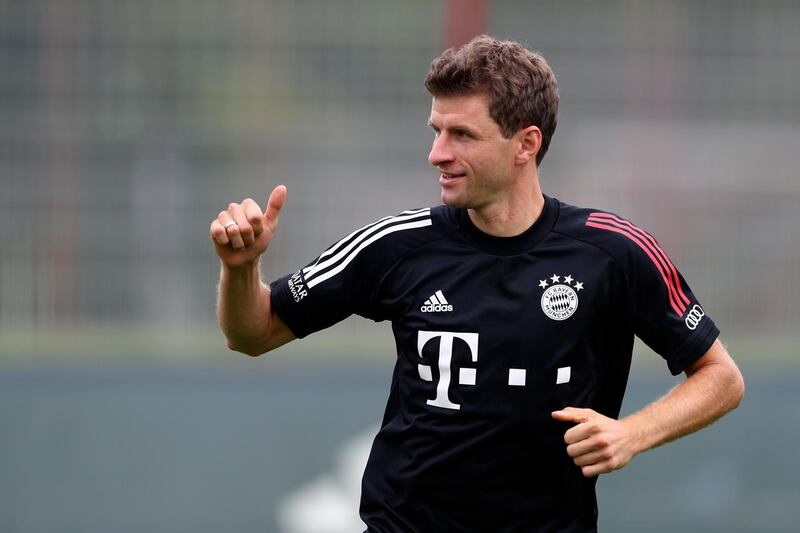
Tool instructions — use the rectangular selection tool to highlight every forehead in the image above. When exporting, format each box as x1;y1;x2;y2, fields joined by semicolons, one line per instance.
429;93;496;128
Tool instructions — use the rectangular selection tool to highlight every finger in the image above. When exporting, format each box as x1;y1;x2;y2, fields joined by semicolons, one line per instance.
580;464;606;478
571;449;608;467
210;219;230;246
551;407;593;423
566;438;603;459
219;210;245;250
563;422;597;445
242;198;264;236
581;465;606;477
228;203;255;246
263;185;287;233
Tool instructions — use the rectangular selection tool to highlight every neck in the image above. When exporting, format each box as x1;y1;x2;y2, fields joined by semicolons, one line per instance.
467;179;545;237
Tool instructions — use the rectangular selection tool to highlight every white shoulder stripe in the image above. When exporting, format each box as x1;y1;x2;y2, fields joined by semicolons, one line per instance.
306;218;433;289
303;209;431;281
299;207;430;278
397;207;430;215
301;216;392;277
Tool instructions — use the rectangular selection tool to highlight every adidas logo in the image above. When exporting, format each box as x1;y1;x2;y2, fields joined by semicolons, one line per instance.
421;290;453;313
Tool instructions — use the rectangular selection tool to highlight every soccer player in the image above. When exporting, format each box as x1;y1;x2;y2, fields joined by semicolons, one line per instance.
210;35;744;532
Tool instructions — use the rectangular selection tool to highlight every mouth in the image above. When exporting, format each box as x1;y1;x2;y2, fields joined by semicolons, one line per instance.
439;171;466;186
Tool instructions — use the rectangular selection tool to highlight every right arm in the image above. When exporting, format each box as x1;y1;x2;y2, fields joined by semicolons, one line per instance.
210;185;295;356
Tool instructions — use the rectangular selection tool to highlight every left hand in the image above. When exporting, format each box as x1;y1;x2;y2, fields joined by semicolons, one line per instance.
551;407;641;478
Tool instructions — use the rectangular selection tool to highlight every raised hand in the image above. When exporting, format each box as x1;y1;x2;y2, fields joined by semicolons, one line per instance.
210;185;287;269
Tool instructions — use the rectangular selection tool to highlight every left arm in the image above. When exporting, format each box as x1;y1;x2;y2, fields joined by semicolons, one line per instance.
551;338;744;477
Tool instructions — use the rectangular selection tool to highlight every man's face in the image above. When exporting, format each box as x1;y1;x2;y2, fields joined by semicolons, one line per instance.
427;93;517;210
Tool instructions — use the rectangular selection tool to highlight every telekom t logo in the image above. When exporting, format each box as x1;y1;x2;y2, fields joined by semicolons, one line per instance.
417;331;479;410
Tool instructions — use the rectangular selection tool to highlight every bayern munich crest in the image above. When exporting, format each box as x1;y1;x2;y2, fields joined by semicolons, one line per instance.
538;274;584;321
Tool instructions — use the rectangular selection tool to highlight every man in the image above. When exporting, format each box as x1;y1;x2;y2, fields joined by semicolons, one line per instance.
211;36;744;532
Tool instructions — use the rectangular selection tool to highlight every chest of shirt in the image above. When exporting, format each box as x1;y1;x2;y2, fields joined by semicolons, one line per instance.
374;239;629;416
380;238;627;342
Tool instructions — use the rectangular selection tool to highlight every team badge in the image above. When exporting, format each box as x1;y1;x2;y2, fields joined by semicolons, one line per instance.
538;274;583;321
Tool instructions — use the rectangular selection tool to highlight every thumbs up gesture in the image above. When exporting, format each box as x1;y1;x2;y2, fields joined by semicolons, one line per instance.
210;185;287;269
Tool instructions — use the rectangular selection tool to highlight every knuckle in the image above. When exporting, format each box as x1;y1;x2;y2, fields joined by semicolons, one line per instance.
228;202;239;211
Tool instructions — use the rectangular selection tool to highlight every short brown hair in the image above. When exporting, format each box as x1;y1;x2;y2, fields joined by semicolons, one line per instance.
425;35;559;166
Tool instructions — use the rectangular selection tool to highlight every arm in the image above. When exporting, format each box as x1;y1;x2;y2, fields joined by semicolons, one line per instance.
552;338;744;477
210;185;296;356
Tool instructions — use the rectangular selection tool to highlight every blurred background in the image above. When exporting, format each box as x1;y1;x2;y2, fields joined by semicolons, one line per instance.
1;0;797;531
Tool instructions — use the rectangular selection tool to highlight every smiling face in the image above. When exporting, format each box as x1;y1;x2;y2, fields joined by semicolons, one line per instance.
427;93;521;211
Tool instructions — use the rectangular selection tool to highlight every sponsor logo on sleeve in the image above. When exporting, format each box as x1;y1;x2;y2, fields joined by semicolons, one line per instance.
684;304;705;330
288;269;308;303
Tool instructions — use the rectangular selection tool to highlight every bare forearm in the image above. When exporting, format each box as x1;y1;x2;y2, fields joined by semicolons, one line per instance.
211;186;295;355
553;340;744;477
217;261;272;355
623;345;744;455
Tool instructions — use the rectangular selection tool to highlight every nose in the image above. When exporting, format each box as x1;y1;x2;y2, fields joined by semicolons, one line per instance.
428;133;454;167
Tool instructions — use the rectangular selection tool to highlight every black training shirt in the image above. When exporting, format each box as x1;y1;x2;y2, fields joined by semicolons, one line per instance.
270;195;719;532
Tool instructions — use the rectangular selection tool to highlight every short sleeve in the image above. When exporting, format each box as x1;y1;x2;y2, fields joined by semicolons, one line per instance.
628;237;719;375
270;208;434;339
584;211;719;375
270;257;375;339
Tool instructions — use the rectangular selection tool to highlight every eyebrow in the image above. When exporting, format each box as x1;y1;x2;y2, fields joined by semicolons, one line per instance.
427;120;478;136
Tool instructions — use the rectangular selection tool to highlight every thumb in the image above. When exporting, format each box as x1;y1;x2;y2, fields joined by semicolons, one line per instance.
551;407;594;423
263;184;287;231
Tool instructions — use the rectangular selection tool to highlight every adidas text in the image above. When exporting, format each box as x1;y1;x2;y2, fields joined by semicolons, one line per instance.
421;303;453;313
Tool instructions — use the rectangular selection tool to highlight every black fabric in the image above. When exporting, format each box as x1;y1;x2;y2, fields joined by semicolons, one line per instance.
270;195;719;532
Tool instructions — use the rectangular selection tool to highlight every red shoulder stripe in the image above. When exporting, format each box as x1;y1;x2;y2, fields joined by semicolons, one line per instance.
586;214;687;316
588;213;690;308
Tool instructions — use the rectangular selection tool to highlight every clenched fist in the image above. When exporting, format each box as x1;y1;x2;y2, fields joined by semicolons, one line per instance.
551;407;641;478
210;185;287;269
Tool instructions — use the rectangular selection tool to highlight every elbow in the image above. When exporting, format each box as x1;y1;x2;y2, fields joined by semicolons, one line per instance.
221;315;291;357
729;366;745;410
716;359;745;412
226;339;270;357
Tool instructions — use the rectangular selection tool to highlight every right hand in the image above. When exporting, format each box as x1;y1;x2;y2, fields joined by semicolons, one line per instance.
210;185;287;269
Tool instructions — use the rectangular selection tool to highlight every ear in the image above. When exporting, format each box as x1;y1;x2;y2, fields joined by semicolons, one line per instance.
515;125;542;165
